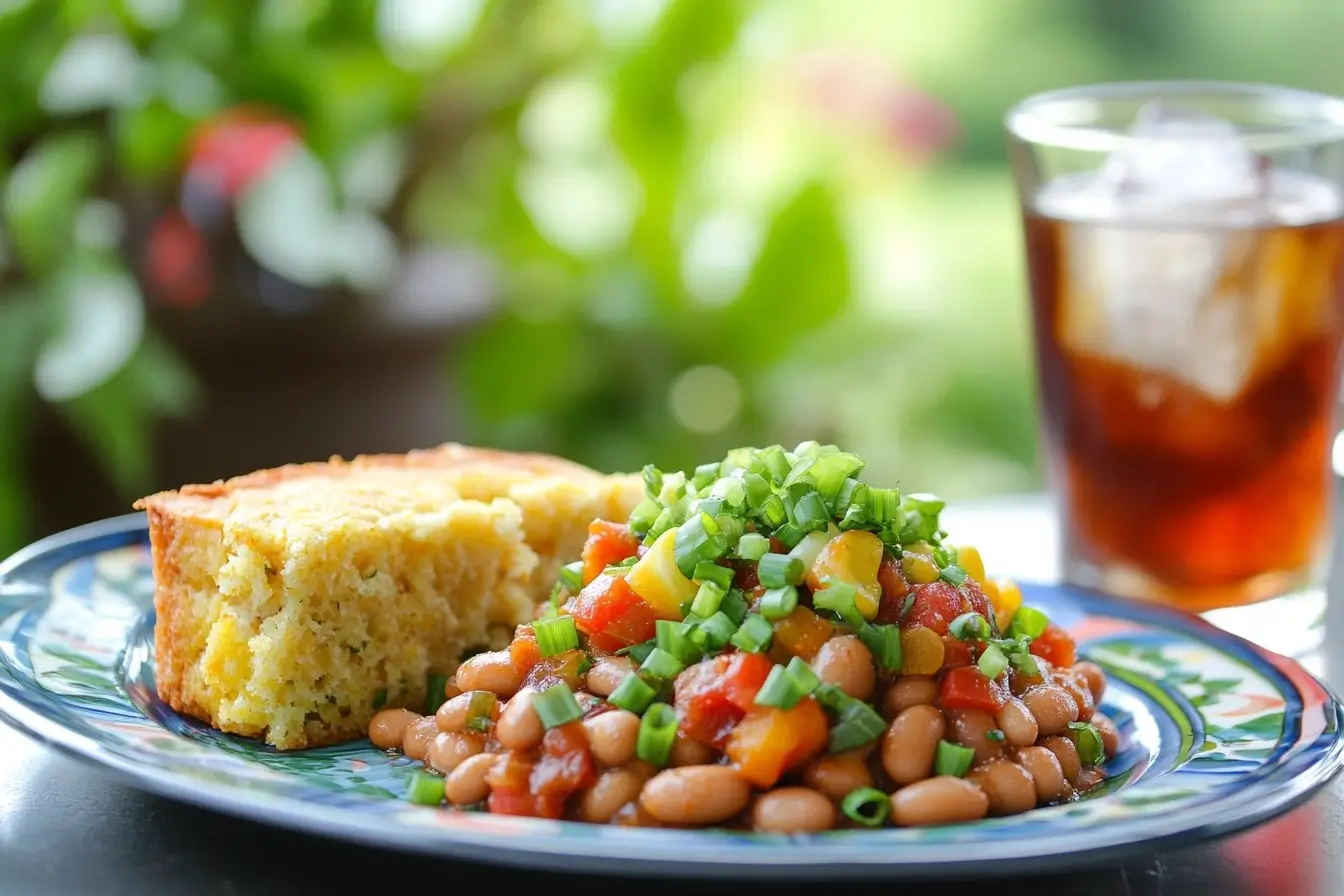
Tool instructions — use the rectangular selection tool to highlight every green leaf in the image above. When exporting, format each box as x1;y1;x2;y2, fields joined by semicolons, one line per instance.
3;132;102;274
719;180;849;368
112;99;194;182
455;313;587;424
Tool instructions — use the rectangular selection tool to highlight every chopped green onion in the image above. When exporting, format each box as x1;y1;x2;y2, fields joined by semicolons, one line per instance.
465;691;498;732
608;673;657;714
674;513;728;579
558;561;584;592
903;492;946;517
372;687;388;711
742;473;773;510
532;683;583;730
786;656;821;693
406;770;445;806
948;612;992;642
833;478;863;516
638;647;684;681
533;616;580;657
696;611;738;652
900;593;916;619
642;464;663;498
720;447;756;477
865;487;902;523
604;556;639;575
425;673;450;715
758;445;791;483
794;440;838;458
939;564;968;587
735;532;771;562
1068;721;1105;766
813;581;864;627
857;622;901;671
754;664;808;710
730;613;773;653
759;586;799;620
812;682;848;711
644;506;677;545
719;588;749;625
692;462;720;490
637;703;679;767
771;522;806;550
797;452;866;505
932;545;951;568
715;514;746;546
1008;606;1051;640
934;739;975;777
840;787;891;828
756;494;788;529
690;581;727;618
838;504;870;531
790;491;830;532
627;497;662;536
788;529;831;573
758;553;805;588
709;476;746;509
617;640;657;665
829;701;886;753
696;497;725;518
656;619;702;665
985;729;1006;743
977;642;1009;679
693;561;734;590
1008;649;1040;678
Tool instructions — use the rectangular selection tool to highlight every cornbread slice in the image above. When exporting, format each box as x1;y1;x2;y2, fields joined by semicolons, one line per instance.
135;445;642;750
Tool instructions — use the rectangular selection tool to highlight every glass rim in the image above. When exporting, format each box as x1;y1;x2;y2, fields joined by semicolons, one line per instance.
1005;80;1344;153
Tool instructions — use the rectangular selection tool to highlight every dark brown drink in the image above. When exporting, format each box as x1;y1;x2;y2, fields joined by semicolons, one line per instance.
1023;202;1344;610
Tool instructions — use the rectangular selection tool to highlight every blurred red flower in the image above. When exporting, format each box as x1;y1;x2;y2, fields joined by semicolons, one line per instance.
186;106;301;200
143;210;211;307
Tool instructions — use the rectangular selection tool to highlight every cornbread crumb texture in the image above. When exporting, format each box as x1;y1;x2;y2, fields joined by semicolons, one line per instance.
137;444;641;750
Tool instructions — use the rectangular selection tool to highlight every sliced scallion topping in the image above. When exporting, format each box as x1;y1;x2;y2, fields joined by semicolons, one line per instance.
754;663;809;710
608;673;657;714
533;616;580;657
674;512;729;579
695;611;738;652
948;612;992;642
637;703;679;767
735;532;771;562
828;701;886;753
934;739;975;777
406;770;445;806
758;553;804;588
840;787;890;828
730;613;773;653
692;462;720;490
708;475;746;509
772;521;806;550
857;622;901;671
985;729;1005;743
788;529;831;574
832;478;863;516
372;688;388;711
756;494;788;529
627;497;661;536
865;487;901;523
939;564;968;587
696;497;725;518
656;619;702;665
790;491;830;532
742;473;773;510
797;452;866;505
977;642;1009;680
1008;649;1040;678
1068;721;1105;766
719;589;749;625
638;647;684;682
616;640;657;665
759;585;799;621
642;464;663;498
425;673;450;715
813;581;863;627
758;445;791;483
644;506;677;545
1007;606;1051;640
693;561;734;590
532;683;583;730
812;682;848;711
690;580;727;619
465;691;498;733
558;561;584;592
785;656;821;693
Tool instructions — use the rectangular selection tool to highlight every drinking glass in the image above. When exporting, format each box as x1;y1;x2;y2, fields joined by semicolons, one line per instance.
1006;81;1344;655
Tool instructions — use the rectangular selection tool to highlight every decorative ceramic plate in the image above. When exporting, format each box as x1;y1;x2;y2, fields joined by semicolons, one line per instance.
2;515;1341;879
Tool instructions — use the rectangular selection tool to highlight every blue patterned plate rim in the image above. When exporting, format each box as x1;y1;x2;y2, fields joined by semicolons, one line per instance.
1;513;1342;880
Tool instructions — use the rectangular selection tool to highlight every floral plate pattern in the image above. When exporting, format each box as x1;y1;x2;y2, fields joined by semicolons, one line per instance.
1;514;1341;879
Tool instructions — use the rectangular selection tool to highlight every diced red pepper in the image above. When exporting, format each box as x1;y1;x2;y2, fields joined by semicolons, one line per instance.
942;635;974;669
725;698;829;788
875;551;910;624
580;520;641;585
1030;623;1077;668
509;627;540;679
958;578;994;630
674;652;774;748
486;753;565;819
569;574;658;653
939;665;1010;713
531;722;595;799
905;581;965;635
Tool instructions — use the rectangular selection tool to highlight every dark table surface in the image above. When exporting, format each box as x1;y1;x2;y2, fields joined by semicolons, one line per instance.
4;493;1343;896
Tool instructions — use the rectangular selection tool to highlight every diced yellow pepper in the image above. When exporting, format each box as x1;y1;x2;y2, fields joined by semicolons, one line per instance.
901;553;939;584
956;545;986;584
625;527;697;619
900;626;945;675
806;530;883;621
990;577;1023;633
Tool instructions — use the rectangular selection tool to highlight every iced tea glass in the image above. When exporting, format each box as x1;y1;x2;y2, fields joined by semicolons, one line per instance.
1007;82;1344;655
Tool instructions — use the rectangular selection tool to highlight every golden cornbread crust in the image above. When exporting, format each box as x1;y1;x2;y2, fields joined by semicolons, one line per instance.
135;444;642;750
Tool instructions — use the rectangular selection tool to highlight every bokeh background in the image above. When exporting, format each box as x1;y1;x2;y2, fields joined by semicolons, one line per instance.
2;0;1341;557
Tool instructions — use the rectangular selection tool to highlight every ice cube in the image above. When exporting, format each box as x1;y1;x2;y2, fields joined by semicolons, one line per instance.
1035;101;1344;402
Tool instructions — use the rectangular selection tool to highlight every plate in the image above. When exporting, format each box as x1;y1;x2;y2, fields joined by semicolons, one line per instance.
1;514;1341;879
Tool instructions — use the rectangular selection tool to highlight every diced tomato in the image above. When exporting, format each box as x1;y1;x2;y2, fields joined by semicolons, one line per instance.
725;698;829;788
905;581;965;635
674;653;774;748
875;551;910;624
958;578;994;630
939;666;1010;713
509;627;540;678
531;722;595;798
524;648;587;691
769;537;787;554
569;574;658;653
580;520;641;585
1030;623;1077;668
942;635;974;669
771;606;834;660
486;753;565;819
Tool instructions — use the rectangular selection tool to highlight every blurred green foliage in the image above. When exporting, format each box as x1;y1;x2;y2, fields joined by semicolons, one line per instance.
4;0;1344;557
